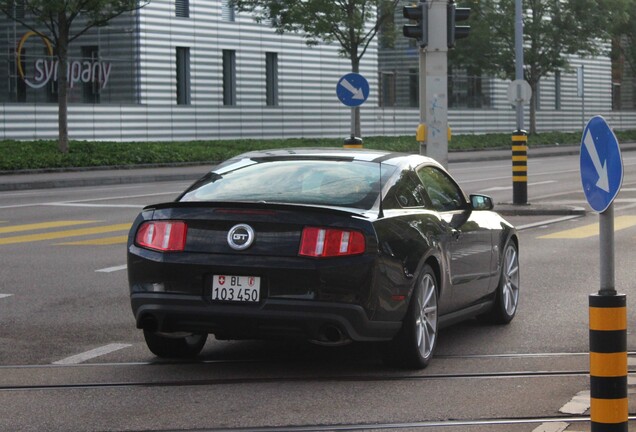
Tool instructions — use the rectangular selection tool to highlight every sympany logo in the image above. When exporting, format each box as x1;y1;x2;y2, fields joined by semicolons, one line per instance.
16;31;113;90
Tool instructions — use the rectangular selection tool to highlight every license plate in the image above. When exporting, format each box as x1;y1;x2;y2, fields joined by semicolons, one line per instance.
212;275;260;302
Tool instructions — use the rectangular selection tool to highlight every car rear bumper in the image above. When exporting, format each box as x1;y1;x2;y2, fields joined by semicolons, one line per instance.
131;293;401;343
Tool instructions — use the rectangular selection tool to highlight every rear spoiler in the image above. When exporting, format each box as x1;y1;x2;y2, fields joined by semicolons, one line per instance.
143;200;378;219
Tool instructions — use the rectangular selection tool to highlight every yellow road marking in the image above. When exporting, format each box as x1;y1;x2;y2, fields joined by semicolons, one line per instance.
0;223;131;245
56;235;128;246
0;220;98;234
539;216;636;239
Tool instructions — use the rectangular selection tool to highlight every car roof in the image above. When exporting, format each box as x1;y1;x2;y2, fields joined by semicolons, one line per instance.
229;147;440;166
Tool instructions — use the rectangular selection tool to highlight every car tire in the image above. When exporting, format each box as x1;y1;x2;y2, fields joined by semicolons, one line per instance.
143;330;208;358
479;239;520;324
383;264;438;369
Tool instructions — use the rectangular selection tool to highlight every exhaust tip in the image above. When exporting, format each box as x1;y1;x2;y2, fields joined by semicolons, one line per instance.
310;325;351;347
139;315;158;332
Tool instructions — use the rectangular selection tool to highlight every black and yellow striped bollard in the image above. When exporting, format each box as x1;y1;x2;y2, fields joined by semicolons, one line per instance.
512;130;528;204
589;293;628;431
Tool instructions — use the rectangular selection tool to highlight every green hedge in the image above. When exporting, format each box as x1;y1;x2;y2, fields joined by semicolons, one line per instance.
1;130;634;171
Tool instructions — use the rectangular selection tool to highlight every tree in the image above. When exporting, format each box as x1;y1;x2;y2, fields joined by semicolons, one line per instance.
230;0;399;139
609;0;636;107
1;0;150;153
450;0;628;134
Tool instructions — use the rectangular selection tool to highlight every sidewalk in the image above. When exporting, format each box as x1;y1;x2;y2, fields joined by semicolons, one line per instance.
2;143;634;216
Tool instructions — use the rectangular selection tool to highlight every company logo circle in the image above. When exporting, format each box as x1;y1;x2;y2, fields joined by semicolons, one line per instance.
227;224;255;250
16;31;53;88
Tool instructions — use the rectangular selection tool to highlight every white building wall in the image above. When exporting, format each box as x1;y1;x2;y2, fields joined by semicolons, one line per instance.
0;0;635;142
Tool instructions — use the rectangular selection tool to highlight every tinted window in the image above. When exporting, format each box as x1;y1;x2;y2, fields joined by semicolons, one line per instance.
180;159;389;210
417;166;466;211
384;171;428;209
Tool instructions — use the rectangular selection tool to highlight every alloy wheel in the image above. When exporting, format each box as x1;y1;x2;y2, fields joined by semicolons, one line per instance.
415;273;438;360
502;243;520;316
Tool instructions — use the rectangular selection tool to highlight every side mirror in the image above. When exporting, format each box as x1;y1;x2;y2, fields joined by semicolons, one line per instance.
470;194;494;211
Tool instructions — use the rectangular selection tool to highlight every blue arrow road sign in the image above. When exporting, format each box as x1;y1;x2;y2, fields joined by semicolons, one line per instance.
336;73;369;107
580;115;623;213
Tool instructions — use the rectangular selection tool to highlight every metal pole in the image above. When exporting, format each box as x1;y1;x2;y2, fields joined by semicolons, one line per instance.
419;0;448;168
343;107;363;148
599;204;616;296
514;0;524;131
418;42;427;156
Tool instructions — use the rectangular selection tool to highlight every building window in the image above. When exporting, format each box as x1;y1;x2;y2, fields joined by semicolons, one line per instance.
10;46;27;102
409;68;418;107
82;46;100;104
176;0;189;18
10;0;25;19
176;47;191;105
222;0;235;21
266;52;278;106
554;71;561;110
223;49;236;106
379;72;396;107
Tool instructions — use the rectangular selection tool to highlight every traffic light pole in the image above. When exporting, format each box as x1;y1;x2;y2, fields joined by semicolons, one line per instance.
418;0;449;168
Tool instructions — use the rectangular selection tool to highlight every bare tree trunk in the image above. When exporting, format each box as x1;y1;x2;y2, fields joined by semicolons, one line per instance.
351;57;361;138
57;13;69;153
529;84;537;135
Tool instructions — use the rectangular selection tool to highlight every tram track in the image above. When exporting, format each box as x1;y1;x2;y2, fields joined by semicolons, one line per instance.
126;415;636;431
1;352;633;431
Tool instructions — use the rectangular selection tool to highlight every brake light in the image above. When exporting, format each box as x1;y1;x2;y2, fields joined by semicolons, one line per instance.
299;227;365;258
136;221;187;252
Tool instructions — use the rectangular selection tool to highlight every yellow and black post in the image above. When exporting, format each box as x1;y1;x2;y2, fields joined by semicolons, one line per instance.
512;130;528;204
589;293;628;431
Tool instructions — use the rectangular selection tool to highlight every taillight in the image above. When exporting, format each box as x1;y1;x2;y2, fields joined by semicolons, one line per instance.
135;221;187;252
299;227;365;258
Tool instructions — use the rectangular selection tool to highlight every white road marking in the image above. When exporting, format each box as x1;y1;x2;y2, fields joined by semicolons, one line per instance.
558;390;590;415
52;343;132;365
531;422;570;432
44;203;143;208
96;264;127;273
480;180;557;192
0;191;180;209
517;215;581;231
0;294;13;299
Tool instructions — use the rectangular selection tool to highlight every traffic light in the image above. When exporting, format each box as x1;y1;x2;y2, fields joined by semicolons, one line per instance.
447;1;470;48
403;2;428;47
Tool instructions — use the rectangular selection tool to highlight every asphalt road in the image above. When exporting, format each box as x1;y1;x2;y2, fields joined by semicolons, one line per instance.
1;152;636;431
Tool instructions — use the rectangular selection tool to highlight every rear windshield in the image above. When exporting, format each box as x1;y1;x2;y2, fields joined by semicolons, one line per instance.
180;159;388;210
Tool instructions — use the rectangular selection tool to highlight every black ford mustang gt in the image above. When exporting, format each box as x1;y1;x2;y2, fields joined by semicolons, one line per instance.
128;148;519;369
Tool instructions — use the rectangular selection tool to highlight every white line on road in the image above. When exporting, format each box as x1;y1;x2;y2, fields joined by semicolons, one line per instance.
96;264;127;273
480;180;557;192
517;215;581;231
0;294;13;299
559;390;590;415
44;203;143;208
52;343;132;365
0;191;180;209
531;422;570;432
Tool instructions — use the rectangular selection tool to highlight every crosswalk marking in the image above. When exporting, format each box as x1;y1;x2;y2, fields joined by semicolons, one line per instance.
0;223;131;245
56;235;128;246
538;216;636;239
0;220;99;234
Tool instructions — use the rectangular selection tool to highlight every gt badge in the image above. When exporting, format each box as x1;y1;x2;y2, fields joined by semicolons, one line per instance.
227;224;255;250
